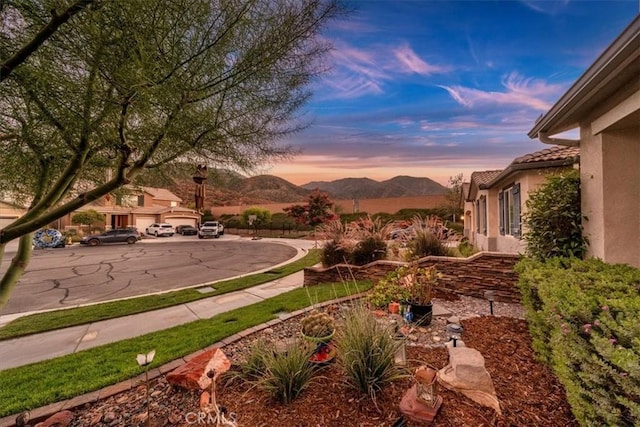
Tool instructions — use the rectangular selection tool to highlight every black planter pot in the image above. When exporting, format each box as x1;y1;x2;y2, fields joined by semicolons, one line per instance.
408;302;433;326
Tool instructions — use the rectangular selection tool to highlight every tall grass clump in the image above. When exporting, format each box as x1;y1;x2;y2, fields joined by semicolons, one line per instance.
256;341;318;404
336;304;407;399
405;215;447;259
237;338;271;381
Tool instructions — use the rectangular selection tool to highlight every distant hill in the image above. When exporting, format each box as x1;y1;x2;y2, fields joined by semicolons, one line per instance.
136;163;447;207
302;175;446;199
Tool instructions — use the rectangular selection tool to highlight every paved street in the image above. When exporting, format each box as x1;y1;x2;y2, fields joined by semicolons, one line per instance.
0;235;300;316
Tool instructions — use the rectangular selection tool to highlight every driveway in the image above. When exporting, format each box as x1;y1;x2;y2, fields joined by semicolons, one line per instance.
0;235;304;316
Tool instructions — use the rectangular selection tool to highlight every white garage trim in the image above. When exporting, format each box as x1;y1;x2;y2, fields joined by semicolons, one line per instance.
135;216;157;232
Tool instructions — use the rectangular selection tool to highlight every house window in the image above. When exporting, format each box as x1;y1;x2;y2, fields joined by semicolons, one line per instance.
137;195;145;207
499;183;521;238
170;201;178;207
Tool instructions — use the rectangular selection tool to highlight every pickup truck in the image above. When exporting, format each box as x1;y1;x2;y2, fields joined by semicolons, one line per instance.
198;221;221;239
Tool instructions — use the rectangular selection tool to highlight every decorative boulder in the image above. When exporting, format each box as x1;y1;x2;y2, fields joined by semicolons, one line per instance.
35;410;74;427
167;348;230;390
437;345;501;415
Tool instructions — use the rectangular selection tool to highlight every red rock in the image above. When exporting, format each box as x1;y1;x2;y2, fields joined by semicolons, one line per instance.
166;348;230;390
199;391;211;410
399;384;442;423
37;410;74;427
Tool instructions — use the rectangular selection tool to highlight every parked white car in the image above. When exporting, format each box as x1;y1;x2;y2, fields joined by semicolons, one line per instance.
198;221;221;239
145;223;175;237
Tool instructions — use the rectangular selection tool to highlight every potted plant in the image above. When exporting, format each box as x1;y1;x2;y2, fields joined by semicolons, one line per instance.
300;310;335;343
401;264;440;326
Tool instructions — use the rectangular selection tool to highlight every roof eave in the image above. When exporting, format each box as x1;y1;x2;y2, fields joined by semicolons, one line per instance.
528;15;640;139
480;157;579;189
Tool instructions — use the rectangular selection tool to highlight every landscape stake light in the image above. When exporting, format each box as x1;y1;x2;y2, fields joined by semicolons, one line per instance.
391;320;407;366
446;323;463;347
484;290;496;315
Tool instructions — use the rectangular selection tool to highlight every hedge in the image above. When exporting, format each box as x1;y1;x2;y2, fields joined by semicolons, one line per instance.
516;258;640;426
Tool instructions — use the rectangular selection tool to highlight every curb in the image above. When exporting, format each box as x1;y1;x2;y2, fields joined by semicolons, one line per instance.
0;293;365;427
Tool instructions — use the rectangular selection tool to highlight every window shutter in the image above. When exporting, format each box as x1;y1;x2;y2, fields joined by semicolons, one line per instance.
498;191;505;235
513;183;521;238
480;195;487;236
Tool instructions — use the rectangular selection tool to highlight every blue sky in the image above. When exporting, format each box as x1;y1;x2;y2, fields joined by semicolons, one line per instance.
268;0;638;186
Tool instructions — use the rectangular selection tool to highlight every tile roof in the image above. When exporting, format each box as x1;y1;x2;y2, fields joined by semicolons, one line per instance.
470;170;502;187
142;187;182;202
512;145;580;165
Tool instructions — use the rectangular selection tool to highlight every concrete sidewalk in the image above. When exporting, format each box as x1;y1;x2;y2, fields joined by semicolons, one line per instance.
0;269;306;371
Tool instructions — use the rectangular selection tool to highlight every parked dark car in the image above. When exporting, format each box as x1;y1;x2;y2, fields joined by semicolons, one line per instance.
175;225;198;236
80;228;141;246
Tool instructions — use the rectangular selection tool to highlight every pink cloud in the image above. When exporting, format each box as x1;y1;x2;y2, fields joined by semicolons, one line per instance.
440;72;565;111
393;44;448;75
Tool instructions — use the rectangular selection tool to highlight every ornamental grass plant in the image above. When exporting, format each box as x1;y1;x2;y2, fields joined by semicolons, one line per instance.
336;304;407;399
256;340;319;404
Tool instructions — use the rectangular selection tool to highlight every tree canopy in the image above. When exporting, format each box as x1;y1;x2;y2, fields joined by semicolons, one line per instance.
284;189;337;227
0;0;345;307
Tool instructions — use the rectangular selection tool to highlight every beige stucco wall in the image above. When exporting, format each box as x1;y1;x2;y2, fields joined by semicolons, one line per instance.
579;78;640;268
581;126;640;267
209;195;447;217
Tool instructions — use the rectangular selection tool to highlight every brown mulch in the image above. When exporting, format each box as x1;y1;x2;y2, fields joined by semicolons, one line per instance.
67;315;578;427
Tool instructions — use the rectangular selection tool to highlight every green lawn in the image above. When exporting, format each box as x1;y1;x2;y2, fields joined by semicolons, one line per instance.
0;279;372;417
0;250;321;340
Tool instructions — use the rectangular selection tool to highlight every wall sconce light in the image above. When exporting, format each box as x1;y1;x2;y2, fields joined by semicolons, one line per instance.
446;323;463;347
484;290;496;315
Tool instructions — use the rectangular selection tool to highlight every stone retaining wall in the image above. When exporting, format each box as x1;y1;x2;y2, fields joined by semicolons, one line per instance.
304;252;522;303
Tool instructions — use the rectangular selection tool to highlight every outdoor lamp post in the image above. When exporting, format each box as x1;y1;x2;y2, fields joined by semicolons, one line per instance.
446;323;463;347
484;290;496;315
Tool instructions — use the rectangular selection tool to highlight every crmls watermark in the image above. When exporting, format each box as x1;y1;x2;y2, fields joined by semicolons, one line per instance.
184;411;237;426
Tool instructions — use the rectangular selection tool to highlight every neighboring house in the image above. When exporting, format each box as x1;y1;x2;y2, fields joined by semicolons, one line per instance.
59;186;200;232
0;201;26;230
528;16;640;268
464;146;579;253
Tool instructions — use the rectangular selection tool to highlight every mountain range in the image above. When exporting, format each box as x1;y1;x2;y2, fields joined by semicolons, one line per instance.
144;167;447;207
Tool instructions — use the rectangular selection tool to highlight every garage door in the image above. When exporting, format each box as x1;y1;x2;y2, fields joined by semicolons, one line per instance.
164;217;197;228
135;216;156;232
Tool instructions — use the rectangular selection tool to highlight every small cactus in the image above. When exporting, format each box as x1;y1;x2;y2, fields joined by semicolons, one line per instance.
301;310;335;338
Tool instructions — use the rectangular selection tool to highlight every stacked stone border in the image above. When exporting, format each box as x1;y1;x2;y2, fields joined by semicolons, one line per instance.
304;252;521;303
0;294;365;427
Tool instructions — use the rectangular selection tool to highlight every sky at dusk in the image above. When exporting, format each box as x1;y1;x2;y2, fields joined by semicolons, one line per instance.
266;0;638;187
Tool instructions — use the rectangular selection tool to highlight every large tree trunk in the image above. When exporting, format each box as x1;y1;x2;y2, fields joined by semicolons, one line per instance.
0;233;33;309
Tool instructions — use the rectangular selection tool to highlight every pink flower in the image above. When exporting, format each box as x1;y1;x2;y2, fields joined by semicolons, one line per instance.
582;324;592;334
561;323;570;334
593;320;600;327
601;306;609;311
609;338;617;345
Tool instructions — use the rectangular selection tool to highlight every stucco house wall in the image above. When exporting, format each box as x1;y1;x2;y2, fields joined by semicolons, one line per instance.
528;16;639;268
466;146;579;255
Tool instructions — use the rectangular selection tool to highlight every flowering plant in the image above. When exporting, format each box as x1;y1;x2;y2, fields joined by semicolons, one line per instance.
399;264;441;305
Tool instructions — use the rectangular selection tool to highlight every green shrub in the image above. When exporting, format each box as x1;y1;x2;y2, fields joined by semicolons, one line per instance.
257;341;318;404
367;268;410;308
336;304;407;398
522;170;588;260
516;258;640;426
350;236;387;266
321;240;350;267
457;240;477;258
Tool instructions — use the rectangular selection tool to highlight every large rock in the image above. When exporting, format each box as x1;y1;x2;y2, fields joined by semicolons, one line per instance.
167;348;230;390
35;410;74;427
437;345;501;415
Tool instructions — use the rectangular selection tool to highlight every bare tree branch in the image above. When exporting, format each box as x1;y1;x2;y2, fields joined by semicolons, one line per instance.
1;0;96;82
